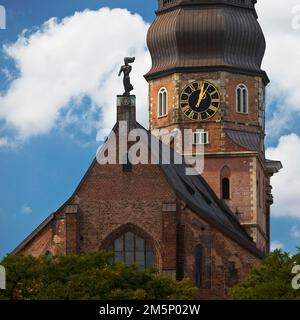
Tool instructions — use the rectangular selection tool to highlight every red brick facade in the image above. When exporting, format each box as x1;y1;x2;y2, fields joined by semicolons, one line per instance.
17;156;261;299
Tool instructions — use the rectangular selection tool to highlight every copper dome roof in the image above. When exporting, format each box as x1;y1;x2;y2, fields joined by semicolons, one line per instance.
145;0;268;83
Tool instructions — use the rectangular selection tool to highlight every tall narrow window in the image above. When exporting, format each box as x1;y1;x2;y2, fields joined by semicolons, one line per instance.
107;231;155;269
158;88;168;117
222;178;230;200
236;84;248;113
195;245;203;288
221;166;231;200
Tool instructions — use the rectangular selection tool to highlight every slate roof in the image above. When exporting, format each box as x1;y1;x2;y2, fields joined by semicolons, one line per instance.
160;163;260;253
146;0;268;83
224;128;262;151
12;122;264;258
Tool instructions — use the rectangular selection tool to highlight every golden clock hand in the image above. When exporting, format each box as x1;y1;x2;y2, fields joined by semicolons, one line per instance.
196;83;209;108
196;83;204;108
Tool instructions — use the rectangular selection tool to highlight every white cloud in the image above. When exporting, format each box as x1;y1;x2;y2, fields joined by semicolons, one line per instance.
1;67;13;82
0;137;8;146
257;0;300;136
290;225;300;239
266;133;300;219
21;204;32;215
271;240;285;252
0;7;150;144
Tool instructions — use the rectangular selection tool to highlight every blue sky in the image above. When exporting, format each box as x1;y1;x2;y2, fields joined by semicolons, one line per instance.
0;0;300;259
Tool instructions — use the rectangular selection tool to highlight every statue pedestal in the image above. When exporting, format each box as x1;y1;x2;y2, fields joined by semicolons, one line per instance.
117;95;136;130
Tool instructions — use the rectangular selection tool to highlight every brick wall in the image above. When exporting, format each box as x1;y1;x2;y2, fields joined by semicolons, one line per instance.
182;206;261;299
149;71;265;154
20;216;66;257
19;158;262;299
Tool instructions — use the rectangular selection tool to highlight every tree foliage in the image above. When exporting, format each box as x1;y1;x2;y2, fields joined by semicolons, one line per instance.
229;249;300;300
0;251;196;300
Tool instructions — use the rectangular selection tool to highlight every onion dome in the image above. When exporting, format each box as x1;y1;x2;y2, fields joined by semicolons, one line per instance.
145;0;268;83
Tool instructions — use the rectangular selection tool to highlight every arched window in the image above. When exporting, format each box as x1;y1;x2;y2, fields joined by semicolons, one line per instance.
107;231;155;269
221;166;231;200
158;88;168;117
195;245;203;288
236;84;248;113
222;178;230;200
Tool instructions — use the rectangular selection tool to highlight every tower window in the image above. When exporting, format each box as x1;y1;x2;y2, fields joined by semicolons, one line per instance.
107;231;155;269
222;178;230;200
195;245;203;288
158;88;168;117
236;84;248;114
193;132;209;145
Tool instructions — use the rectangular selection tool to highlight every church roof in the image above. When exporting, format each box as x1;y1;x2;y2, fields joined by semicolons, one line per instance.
224;128;262;151
12;121;264;258
146;0;268;83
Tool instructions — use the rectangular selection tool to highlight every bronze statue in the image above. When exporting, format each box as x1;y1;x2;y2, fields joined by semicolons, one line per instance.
118;57;135;96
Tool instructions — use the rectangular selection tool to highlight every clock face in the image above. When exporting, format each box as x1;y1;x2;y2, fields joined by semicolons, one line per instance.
180;81;221;121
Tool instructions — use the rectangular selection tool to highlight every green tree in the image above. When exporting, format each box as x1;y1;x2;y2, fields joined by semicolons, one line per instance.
229;249;300;300
0;251;196;300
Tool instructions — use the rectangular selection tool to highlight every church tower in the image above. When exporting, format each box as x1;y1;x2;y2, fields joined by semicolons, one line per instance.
145;0;282;254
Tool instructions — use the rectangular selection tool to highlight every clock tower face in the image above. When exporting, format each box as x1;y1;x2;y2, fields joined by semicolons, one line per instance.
180;81;221;121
